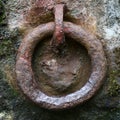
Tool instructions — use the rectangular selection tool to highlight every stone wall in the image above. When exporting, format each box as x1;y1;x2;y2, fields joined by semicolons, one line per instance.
0;0;120;120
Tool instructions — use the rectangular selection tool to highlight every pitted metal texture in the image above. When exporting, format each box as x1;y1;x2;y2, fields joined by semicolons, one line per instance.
16;22;107;110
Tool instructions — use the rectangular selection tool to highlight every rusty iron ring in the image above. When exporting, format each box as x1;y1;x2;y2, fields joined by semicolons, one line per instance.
16;22;107;110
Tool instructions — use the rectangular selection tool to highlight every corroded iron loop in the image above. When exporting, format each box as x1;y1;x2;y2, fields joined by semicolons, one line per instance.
51;4;65;47
16;22;107;110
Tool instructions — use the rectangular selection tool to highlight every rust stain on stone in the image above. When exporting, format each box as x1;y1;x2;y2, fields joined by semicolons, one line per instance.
25;0;55;26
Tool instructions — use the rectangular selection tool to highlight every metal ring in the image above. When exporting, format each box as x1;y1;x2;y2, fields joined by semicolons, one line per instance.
16;22;107;110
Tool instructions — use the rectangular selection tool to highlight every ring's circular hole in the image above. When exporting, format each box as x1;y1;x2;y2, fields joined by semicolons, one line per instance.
32;36;91;97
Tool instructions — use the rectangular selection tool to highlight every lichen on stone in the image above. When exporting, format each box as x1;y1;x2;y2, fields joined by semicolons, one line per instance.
108;70;120;96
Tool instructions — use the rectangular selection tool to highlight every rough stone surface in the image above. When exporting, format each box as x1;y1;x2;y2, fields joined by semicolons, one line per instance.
33;37;91;96
0;0;120;119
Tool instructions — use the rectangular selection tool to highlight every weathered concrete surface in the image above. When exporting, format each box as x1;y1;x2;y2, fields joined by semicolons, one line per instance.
0;0;120;119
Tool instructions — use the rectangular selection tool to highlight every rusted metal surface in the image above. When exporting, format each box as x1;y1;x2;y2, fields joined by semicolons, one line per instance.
51;4;65;47
16;22;107;110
